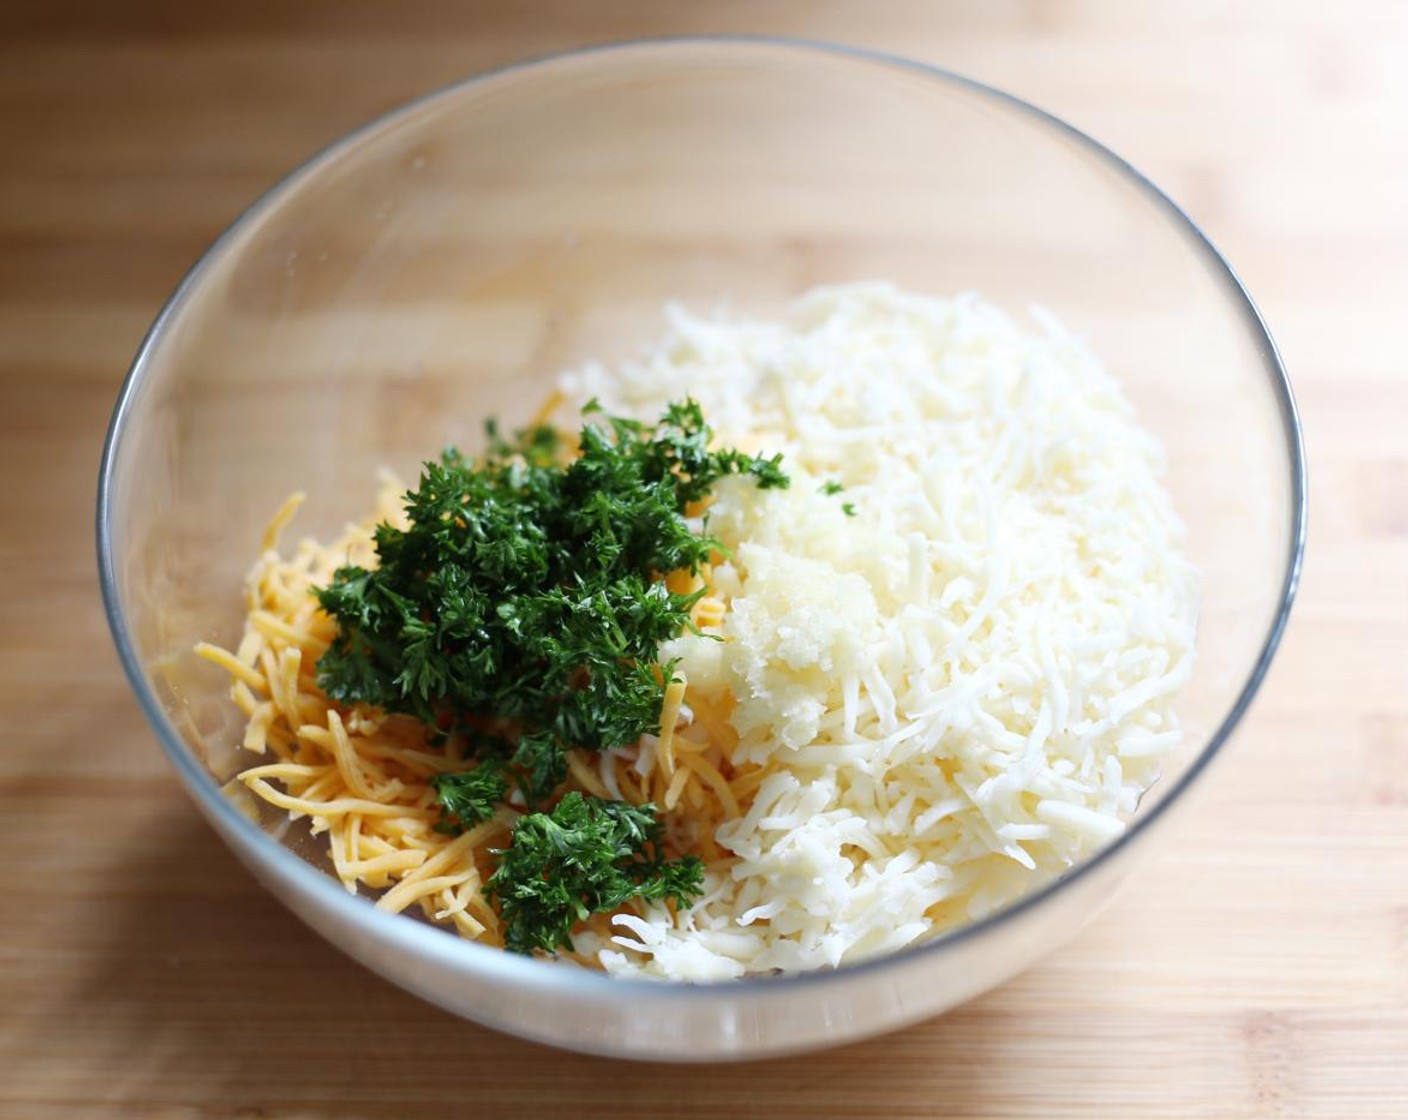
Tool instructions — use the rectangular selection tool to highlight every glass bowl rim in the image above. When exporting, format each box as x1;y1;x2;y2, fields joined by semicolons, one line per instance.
95;35;1308;1003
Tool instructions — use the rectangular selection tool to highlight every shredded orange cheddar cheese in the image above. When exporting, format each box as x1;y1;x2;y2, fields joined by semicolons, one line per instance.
197;484;758;959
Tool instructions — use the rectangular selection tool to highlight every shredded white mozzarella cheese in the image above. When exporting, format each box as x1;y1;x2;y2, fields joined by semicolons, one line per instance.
563;282;1199;980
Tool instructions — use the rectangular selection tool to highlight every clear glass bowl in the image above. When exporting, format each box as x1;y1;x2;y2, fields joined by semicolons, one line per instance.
97;39;1306;1061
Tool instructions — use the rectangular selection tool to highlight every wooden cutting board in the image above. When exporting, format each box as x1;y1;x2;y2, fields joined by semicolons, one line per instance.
1;2;1404;1116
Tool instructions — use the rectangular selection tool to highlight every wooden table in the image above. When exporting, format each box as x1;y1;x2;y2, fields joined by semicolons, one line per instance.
2;3;1403;1116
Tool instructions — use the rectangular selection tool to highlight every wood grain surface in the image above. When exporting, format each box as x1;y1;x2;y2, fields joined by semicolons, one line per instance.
1;2;1403;1117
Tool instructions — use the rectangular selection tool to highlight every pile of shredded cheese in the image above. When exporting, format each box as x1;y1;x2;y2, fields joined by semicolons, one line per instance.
562;283;1199;978
201;282;1197;981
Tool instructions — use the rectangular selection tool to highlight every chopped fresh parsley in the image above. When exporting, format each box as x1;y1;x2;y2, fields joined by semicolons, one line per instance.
488;792;704;955
820;479;855;515
313;398;781;952
315;398;786;805
429;764;507;832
